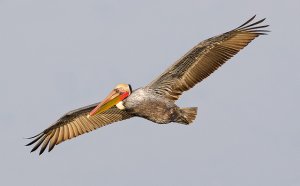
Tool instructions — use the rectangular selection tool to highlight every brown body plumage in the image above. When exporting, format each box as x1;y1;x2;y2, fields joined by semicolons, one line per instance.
123;88;197;124
27;16;269;154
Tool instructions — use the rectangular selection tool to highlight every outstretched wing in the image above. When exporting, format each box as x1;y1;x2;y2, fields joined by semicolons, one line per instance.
147;15;269;100
26;103;133;155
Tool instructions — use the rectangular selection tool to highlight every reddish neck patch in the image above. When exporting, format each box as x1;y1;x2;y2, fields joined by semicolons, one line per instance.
120;92;129;100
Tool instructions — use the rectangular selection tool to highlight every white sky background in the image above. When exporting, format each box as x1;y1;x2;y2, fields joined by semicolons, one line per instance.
0;0;299;185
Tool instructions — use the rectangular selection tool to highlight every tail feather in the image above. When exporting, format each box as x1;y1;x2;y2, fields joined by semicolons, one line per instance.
177;107;198;125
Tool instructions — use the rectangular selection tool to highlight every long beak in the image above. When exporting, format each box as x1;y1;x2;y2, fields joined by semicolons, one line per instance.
87;89;129;118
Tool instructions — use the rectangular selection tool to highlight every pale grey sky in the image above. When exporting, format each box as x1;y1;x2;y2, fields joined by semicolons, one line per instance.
0;0;299;186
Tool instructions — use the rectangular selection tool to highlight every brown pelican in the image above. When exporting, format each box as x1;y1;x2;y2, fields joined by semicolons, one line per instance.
26;16;269;154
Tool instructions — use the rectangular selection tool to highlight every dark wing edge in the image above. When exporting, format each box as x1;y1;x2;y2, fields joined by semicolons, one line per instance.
26;103;133;155
146;15;269;100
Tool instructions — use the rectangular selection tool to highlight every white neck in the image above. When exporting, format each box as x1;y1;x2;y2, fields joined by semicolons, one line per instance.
116;101;126;110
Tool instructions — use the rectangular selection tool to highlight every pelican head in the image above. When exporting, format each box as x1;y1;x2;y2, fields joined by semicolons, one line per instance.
87;84;132;118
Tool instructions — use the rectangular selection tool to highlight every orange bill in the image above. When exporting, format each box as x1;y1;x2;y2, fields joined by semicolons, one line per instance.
87;89;129;118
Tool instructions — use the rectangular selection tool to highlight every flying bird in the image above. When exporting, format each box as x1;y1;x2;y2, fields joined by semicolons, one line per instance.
26;16;269;154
